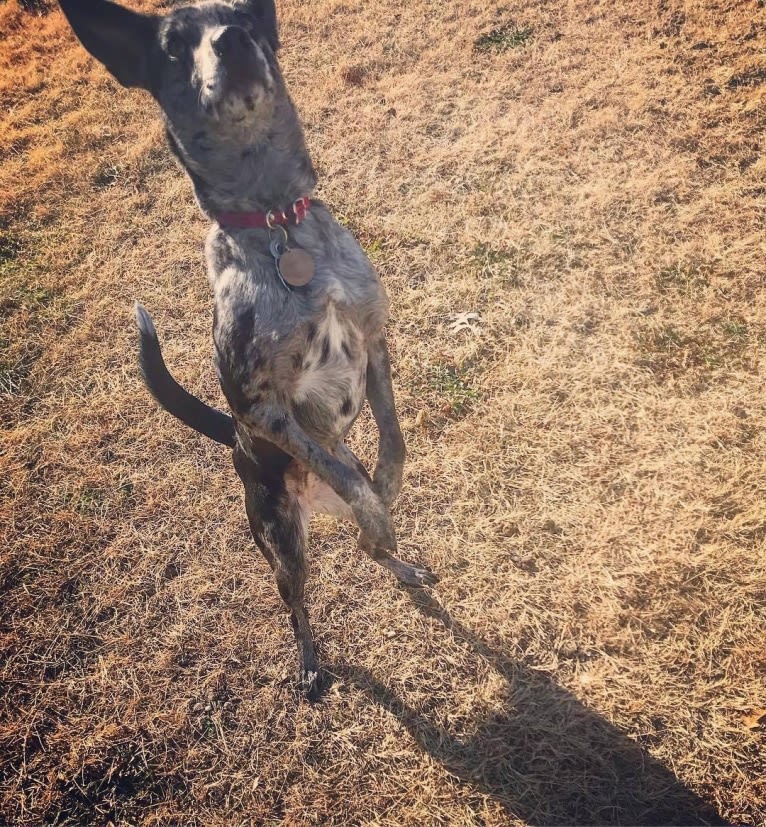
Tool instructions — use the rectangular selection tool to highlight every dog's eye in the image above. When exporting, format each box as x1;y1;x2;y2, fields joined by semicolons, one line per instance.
166;33;187;60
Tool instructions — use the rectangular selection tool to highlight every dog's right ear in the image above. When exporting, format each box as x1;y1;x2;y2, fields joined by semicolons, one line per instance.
235;0;279;52
59;0;158;89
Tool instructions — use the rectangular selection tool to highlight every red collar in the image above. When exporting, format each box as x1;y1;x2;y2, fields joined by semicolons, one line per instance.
214;196;312;229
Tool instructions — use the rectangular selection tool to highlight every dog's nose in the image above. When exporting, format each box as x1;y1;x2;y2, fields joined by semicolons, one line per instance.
211;26;251;59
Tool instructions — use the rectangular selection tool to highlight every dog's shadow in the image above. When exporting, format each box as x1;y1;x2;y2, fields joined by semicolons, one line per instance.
330;591;727;826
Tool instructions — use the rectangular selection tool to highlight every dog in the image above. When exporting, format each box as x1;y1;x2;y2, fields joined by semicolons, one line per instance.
60;0;438;699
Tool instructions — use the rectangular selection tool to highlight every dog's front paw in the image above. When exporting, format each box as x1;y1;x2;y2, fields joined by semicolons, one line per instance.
373;461;403;508
394;562;439;589
352;488;397;551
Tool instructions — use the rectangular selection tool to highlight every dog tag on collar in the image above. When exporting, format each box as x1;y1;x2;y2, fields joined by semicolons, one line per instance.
278;248;315;287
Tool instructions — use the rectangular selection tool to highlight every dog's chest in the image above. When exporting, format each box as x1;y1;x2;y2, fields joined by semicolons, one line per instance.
290;301;367;435
211;257;370;442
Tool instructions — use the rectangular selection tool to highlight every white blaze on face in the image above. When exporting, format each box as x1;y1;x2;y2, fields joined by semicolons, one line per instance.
194;25;225;108
193;25;273;121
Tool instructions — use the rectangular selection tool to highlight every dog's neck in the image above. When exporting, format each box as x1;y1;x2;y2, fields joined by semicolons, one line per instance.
166;87;317;217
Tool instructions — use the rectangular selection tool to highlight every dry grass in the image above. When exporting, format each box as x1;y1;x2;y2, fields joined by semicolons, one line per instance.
1;0;765;823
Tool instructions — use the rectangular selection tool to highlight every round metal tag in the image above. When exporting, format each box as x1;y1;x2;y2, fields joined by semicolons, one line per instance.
279;249;315;287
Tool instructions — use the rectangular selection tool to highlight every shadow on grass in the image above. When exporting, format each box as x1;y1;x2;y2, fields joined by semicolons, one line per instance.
333;591;727;826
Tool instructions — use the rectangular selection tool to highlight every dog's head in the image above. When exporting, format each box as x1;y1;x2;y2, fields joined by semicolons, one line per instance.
59;0;280;134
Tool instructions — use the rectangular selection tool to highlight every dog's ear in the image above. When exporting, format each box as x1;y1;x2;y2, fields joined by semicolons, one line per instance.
235;0;279;52
59;0;158;89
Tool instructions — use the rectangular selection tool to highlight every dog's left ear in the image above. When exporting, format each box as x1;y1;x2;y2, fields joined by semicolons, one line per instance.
59;0;158;89
235;0;280;52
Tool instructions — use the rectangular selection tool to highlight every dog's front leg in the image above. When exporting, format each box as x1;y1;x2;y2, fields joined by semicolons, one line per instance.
244;407;398;552
366;334;406;507
335;443;437;588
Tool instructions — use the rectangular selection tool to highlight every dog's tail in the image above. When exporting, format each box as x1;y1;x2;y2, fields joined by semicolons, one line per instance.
134;302;236;448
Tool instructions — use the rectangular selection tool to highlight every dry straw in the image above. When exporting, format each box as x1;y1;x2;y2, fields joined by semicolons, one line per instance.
1;0;764;823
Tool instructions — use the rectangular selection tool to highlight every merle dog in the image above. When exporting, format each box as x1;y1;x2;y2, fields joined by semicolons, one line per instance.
59;0;437;699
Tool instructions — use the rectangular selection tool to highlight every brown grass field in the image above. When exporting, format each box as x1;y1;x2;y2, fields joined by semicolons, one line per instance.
1;0;765;823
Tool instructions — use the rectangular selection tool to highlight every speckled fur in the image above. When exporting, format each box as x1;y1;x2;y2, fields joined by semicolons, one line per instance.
60;0;437;700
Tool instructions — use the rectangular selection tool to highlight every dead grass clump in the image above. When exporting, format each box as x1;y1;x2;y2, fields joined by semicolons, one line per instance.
338;62;370;86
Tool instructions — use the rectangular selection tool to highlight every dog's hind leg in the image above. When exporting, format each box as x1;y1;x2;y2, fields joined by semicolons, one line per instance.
233;445;322;700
